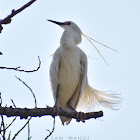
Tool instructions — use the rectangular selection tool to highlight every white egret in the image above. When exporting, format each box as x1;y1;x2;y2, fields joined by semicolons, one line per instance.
48;20;119;125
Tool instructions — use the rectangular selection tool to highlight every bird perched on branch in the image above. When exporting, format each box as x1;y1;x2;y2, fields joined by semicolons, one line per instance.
48;20;120;125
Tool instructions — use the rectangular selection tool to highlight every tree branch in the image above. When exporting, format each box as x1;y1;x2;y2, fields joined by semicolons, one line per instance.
0;106;103;121
15;76;37;107
28;122;32;140
45;118;55;139
0;115;6;140
0;0;36;33
0;56;41;73
11;117;32;140
0;97;17;134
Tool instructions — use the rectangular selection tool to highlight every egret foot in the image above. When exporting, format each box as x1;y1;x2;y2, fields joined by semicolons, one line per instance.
53;105;59;116
76;112;86;123
53;105;65;116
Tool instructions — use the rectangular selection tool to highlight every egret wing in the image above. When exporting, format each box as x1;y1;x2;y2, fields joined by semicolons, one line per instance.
50;48;61;102
70;49;88;109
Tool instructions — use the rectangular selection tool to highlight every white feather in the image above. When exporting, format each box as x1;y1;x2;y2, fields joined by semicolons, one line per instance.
49;21;120;125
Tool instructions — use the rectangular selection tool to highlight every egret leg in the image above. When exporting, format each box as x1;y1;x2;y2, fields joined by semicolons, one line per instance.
53;85;60;116
53;85;65;115
67;99;86;123
55;85;59;106
67;99;76;111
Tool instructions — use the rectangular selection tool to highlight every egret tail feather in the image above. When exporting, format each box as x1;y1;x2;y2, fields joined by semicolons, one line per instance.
78;85;121;110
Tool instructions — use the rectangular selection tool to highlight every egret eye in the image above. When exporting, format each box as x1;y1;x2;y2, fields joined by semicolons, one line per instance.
64;22;71;25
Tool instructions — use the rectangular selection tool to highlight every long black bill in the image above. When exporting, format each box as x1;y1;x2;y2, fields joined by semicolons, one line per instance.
48;20;64;25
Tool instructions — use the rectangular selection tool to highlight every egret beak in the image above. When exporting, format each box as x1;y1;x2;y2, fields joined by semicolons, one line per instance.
48;20;64;26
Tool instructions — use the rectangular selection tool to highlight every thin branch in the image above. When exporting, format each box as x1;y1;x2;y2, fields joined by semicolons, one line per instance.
0;106;103;121
13;76;37;139
7;131;11;140
0;100;17;133
15;77;37;108
0;56;41;73
0;117;16;134
0;115;6;140
10;99;16;108
12;76;37;139
0;0;36;33
45;118;55;140
12;117;32;140
28;122;32;140
0;93;5;140
0;93;2;106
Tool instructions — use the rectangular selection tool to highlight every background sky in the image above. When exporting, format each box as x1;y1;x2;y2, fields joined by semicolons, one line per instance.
0;0;140;140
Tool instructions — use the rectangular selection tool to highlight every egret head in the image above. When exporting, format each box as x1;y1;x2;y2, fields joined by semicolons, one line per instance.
48;20;82;33
48;20;117;65
48;20;82;45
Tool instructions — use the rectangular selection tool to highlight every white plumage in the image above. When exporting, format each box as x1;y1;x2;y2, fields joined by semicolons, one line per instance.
49;20;119;125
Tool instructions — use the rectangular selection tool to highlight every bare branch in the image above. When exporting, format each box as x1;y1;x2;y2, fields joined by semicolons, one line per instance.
0;0;36;33
10;99;16;108
11;76;37;139
15;76;37;107
0;99;17;134
28;122;32;140
0;94;6;140
0;115;6;140
0;56;41;73
7;131;11;140
0;106;103;121
12;117;32;140
0;93;2;106
45;118;55;140
0;117;17;134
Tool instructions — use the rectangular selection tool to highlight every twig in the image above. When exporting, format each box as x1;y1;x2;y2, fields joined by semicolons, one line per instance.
0;106;103;121
45;118;55;140
7;131;11;140
0;56;41;73
0;93;5;140
15;76;37;108
0;117;16;134
0;115;6;140
0;0;36;33
13;76;37;139
28;122;32;140
0;93;2;106
12;117;32;140
10;99;16;108
0;99;17;133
